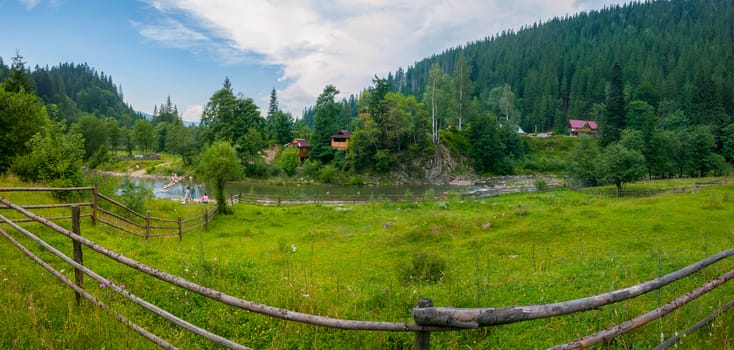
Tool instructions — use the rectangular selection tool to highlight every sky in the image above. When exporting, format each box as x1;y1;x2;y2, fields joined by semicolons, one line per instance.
1;0;629;122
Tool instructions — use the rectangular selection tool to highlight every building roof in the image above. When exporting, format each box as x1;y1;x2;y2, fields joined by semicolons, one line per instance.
291;138;310;148
330;130;351;139
568;119;598;130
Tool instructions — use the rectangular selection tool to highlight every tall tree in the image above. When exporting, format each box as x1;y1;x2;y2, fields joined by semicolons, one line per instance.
452;52;473;130
200;78;265;153
311;85;340;162
105;117;121;155
71;114;108;160
3;52;33;93
132;119;154;154
602;63;626;145
198;141;242;214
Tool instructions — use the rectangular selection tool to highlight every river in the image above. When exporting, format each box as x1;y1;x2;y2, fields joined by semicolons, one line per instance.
121;177;481;202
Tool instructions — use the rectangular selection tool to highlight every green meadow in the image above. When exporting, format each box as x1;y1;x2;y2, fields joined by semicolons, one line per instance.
1;179;733;349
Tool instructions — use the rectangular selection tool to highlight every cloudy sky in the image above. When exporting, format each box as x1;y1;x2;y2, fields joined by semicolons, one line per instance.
1;0;628;122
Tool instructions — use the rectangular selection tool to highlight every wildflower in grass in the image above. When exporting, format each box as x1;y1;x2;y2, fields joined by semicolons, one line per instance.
99;283;106;288
291;244;297;252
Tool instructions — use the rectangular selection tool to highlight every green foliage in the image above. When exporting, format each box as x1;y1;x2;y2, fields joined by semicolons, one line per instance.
399;252;447;284
567;136;602;186
3;52;33;93
71;114;108;159
119;181;153;213
11;122;83;185
311;84;340;163
303;159;321;179
373;149;395;174
534;178;549;191
598;143;646;191
200;78;266;157
274;146;299;177
132;119;154;154
198;141;242;214
0;87;51;172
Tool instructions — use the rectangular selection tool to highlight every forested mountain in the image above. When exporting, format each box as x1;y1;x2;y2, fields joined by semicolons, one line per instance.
388;0;734;134
0;56;141;126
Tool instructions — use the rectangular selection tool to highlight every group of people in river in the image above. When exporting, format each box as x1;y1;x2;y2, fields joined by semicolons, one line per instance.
182;186;208;205
162;173;209;205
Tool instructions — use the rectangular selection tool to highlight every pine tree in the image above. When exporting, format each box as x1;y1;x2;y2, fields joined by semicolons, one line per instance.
4;51;34;93
603;63;625;146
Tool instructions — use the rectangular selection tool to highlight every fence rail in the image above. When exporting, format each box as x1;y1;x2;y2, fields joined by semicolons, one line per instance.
0;184;732;349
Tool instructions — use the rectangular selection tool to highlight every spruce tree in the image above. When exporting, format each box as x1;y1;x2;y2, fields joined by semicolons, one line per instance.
602;63;625;146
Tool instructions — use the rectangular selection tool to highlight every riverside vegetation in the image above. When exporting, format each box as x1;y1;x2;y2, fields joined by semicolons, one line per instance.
1;177;733;349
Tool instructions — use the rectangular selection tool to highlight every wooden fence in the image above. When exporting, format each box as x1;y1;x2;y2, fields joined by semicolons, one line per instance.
0;185;218;239
0;187;733;348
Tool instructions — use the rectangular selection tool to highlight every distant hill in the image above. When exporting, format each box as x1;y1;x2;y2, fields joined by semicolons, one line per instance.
0;59;143;126
387;0;734;134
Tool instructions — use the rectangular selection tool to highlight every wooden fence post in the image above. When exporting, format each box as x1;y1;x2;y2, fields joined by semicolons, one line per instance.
71;205;84;305
239;193;242;203
145;210;151;240
91;182;98;226
204;208;209;231
177;216;182;241
414;298;432;350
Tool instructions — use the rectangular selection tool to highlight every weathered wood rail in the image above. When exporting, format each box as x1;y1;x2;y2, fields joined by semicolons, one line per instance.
0;185;217;239
0;185;732;348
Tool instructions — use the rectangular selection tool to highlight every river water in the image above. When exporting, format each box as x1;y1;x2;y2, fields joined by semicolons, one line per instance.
121;177;480;201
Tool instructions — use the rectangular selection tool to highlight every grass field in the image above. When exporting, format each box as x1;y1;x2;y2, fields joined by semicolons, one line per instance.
1;178;733;349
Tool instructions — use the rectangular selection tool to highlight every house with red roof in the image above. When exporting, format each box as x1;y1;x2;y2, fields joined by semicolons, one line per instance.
567;119;598;137
287;138;310;163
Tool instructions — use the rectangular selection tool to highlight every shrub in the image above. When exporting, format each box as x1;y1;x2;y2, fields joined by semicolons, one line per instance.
534;178;549;191
319;165;339;184
400;252;447;284
119;181;153;213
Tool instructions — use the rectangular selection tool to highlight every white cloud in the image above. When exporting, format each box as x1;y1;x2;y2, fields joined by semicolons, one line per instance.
138;0;629;116
181;104;204;123
17;0;60;10
18;0;40;10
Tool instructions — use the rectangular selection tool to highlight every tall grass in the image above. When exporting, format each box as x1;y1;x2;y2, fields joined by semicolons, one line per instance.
1;180;733;348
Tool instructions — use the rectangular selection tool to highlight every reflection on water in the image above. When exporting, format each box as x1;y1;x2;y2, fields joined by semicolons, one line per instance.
122;177;477;201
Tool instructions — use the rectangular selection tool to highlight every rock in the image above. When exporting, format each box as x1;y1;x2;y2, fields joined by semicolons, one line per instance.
482;222;492;230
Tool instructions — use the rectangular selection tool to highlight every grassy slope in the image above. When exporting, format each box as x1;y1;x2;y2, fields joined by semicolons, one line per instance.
1;179;733;349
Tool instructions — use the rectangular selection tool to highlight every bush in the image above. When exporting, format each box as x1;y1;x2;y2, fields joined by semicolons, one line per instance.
400;252;447;284
303;159;321;179
119;181;153;213
319;165;339;184
534;178;549;191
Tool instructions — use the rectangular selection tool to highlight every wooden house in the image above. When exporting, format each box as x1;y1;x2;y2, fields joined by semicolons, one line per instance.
330;130;351;150
288;138;310;162
567;119;598;137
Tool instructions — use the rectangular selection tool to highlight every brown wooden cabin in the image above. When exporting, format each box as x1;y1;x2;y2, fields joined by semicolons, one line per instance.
288;138;310;162
330;130;351;150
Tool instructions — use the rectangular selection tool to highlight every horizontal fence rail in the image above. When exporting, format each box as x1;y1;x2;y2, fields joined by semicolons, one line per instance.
0;181;732;348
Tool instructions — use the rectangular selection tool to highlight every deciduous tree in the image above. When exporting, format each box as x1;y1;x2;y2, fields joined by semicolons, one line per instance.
199;141;242;214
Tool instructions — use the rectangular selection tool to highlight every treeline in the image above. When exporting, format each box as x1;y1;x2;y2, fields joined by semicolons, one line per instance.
2;0;733;193
390;0;734;135
0;56;140;126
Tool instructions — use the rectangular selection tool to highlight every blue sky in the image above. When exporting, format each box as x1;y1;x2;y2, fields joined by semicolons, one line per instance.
1;0;627;122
